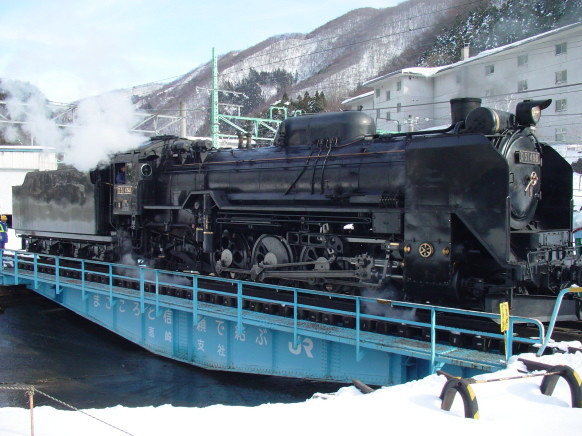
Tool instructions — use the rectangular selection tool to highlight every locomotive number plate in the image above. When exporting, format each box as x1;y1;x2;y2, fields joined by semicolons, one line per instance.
116;186;133;195
515;150;541;165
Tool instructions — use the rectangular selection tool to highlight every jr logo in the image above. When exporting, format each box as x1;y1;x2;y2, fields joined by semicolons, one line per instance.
288;337;314;358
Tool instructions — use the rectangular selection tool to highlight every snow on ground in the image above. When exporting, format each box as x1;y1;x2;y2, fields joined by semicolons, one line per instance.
1;346;581;436
5;229;21;251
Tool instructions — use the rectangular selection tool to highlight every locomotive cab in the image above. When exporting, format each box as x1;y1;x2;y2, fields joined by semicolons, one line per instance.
112;157;138;216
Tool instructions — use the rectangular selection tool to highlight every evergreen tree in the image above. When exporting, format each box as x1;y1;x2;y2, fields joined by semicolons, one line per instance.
418;0;582;67
313;91;327;112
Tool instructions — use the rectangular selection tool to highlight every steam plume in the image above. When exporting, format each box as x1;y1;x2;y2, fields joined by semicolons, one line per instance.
0;79;146;171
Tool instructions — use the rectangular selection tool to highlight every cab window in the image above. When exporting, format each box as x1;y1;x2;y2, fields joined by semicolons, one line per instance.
115;163;127;184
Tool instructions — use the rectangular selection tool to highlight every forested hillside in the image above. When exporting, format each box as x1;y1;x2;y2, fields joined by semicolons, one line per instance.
417;0;582;66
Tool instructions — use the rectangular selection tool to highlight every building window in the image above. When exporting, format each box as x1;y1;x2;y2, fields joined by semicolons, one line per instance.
375;89;380;98
386;112;391;120
485;64;495;75
556;42;567;55
376;109;380;119
396;81;402;91
556;70;567;84
518;80;528;92
555;127;567;142
396;103;402;113
386;91;391;101
556;99;567;112
517;54;528;66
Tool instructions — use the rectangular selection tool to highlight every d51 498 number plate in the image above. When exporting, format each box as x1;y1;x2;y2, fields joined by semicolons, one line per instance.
515;150;541;164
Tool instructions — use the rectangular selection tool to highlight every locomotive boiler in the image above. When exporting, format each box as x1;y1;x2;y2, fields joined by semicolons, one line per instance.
12;98;582;319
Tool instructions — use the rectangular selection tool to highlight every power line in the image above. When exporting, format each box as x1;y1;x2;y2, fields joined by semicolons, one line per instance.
186;25;582;106
217;5;577;80
135;8;582;123
225;0;487;67
247;38;582;97
356;81;582;114
132;0;487;90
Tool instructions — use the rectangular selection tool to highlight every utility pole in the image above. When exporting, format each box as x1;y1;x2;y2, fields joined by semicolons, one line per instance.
180;101;187;137
211;47;219;148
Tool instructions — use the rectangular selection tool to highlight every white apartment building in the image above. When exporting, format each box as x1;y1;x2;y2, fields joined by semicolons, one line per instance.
343;22;582;144
0;146;57;216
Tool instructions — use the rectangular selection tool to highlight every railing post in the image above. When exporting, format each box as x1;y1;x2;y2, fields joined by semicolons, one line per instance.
27;388;35;436
356;297;363;362
108;263;115;307
237;281;244;335
155;270;160;316
81;260;86;295
192;275;199;326
14;251;19;285
33;254;38;290
538;288;580;356
80;259;86;299
293;288;299;347
55;257;60;295
139;267;145;313
430;307;437;373
505;319;515;362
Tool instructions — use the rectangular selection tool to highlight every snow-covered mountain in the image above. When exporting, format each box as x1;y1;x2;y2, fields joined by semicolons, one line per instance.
131;0;465;135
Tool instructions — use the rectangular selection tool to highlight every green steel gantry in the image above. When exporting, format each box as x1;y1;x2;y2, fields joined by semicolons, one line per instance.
209;48;288;148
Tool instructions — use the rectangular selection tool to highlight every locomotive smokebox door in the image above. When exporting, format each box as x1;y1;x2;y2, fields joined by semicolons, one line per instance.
403;135;509;302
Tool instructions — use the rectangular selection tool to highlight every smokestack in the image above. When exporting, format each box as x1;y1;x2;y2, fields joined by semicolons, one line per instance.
450;98;482;124
462;45;470;61
180;101;187;137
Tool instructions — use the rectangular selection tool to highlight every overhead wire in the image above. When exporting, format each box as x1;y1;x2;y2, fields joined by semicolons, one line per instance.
228;0;488;65
248;38;582;97
132;0;581;136
131;0;489;90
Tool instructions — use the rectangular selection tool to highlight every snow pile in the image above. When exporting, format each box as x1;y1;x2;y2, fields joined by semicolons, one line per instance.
1;347;580;436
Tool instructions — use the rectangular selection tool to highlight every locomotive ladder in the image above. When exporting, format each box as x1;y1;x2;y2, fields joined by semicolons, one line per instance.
0;249;569;386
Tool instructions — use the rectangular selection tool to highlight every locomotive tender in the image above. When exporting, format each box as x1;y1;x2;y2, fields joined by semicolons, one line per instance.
12;98;582;319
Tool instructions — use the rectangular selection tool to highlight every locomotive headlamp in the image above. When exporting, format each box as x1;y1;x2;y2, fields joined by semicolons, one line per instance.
515;99;552;126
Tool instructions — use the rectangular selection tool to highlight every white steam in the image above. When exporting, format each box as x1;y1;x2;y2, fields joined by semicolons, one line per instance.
1;79;146;171
65;93;146;171
116;252;191;287
3;79;63;147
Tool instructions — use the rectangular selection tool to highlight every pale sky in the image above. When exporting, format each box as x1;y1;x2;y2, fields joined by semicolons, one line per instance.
0;0;404;102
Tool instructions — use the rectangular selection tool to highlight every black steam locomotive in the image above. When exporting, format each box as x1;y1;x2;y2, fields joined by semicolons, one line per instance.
12;98;582;319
